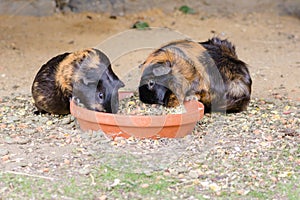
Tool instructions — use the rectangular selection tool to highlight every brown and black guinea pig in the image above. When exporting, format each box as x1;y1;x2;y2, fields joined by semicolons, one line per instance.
32;48;124;115
138;37;252;113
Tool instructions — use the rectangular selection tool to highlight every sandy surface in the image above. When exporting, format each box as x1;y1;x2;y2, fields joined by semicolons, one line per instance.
0;6;299;101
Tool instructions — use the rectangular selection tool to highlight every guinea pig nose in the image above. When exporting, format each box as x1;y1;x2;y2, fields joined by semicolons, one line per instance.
147;80;155;90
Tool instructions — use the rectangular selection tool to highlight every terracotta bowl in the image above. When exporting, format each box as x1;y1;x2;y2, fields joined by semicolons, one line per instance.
70;92;204;139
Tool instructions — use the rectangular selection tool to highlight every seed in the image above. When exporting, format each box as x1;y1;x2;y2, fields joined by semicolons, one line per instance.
118;93;186;115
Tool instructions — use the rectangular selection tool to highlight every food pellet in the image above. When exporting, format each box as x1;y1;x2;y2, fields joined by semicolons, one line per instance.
118;93;186;115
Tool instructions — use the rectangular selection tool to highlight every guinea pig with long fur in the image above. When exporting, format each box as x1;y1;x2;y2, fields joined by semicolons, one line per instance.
32;48;124;115
138;37;252;113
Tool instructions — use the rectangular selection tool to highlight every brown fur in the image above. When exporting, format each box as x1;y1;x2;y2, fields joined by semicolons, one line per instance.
32;48;124;115
54;49;93;96
139;38;252;113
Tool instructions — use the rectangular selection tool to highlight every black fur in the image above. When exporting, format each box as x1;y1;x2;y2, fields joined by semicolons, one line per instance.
32;49;124;115
32;53;71;114
199;37;252;112
138;37;252;113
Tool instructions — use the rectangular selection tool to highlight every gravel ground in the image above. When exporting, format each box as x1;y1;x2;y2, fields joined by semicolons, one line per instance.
0;1;299;198
0;92;299;198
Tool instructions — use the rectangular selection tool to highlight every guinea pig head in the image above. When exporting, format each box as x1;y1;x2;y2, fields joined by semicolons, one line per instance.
73;63;124;114
96;66;124;113
139;62;184;107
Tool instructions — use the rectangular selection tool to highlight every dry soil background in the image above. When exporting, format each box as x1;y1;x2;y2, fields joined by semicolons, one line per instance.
0;1;299;100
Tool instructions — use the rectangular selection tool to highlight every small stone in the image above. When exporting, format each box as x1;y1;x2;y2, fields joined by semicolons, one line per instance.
188;170;199;179
6;116;20;123
110;178;120;187
64;159;71;165
169;169;179;176
289;148;298;154
288;156;294;161
200;181;210;187
43;168;50;173
237;189;247;195
19;162;28;167
278;171;293;178
61;117;73;125
0;149;9;156
79;168;91;175
99;195;107;200
2;155;9;161
163;171;170;176
209;183;221;192
270;176;277;182
23;128;37;134
176;166;188;174
140;183;149;188
215;191;222;196
38;117;48;123
17;138;31;145
46;121;53;126
17;109;26;116
283;111;292;115
143;170;153;177
234;146;241;152
5;137;16;144
65;137;72;144
178;174;185;179
274;94;282;99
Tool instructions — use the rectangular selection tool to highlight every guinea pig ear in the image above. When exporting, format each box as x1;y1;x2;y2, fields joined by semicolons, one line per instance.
153;63;172;77
82;76;94;85
165;60;171;68
117;80;125;88
106;68;117;82
138;61;146;68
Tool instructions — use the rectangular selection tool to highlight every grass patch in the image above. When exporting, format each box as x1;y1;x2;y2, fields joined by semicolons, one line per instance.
246;177;300;199
95;166;179;198
1;162;298;199
0;172;52;199
275;178;300;200
0;167;180;199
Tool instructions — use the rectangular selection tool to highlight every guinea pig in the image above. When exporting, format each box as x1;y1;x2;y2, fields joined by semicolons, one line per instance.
138;37;252;113
32;48;124;115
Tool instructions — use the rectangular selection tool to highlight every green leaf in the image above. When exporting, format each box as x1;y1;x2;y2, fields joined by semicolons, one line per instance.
132;21;150;30
179;5;195;14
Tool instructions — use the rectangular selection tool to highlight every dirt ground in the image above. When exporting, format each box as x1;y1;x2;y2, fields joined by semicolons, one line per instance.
0;2;299;101
0;2;299;199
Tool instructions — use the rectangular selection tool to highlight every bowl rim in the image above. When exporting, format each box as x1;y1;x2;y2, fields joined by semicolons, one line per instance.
70;91;204;127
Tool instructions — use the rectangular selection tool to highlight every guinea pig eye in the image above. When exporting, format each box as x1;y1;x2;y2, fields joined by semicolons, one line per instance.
147;80;155;90
149;80;155;86
98;92;104;100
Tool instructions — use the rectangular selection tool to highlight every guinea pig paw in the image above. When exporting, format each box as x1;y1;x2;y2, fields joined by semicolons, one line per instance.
185;95;199;102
